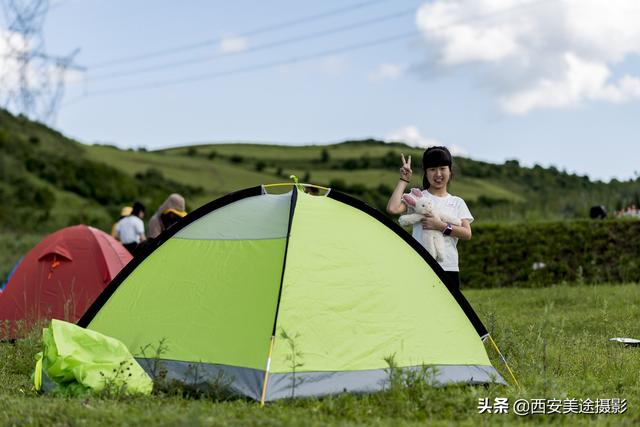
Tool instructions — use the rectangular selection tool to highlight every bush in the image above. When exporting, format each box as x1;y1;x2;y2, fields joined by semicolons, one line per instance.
320;148;330;163
459;219;640;288
328;179;347;191
342;159;359;170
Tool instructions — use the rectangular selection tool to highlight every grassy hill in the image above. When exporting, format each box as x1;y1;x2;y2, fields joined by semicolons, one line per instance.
90;140;640;223
3;109;640;280
83;142;527;211
5;109;637;230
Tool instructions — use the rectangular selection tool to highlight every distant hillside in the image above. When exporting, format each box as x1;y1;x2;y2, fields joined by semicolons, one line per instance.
5;109;640;283
0;110;203;234
149;140;640;222
2;109;640;236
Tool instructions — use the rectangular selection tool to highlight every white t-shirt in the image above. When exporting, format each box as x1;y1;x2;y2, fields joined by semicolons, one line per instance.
404;191;473;272
116;215;145;244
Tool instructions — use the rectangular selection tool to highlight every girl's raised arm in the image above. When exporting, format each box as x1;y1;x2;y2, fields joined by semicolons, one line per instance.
386;153;412;215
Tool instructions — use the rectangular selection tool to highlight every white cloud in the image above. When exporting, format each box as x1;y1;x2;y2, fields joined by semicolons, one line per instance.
386;126;469;156
320;55;350;75
219;34;248;53
63;68;85;85
0;29;78;90
416;0;640;113
500;53;640;114
369;63;405;81
386;125;444;148
0;29;85;120
448;144;468;157
0;30;29;89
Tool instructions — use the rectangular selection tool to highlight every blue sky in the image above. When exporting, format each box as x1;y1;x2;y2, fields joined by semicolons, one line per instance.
4;0;640;181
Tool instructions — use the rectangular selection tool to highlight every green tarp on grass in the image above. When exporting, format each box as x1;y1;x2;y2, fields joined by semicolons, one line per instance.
34;319;152;395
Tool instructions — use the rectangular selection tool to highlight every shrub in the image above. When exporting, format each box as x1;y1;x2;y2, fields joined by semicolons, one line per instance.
459;219;640;288
328;179;347;191
342;159;359;170
320;148;330;163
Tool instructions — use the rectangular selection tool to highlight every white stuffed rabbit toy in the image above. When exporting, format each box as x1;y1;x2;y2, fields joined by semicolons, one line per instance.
399;188;461;262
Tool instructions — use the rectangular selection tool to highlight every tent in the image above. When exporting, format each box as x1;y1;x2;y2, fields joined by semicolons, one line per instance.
79;186;504;402
0;225;132;338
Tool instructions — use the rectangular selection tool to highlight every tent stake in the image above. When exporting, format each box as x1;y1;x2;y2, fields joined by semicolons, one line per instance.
488;334;521;389
260;335;276;406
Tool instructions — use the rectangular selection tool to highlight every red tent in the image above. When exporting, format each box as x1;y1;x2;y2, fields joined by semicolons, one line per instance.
0;225;132;338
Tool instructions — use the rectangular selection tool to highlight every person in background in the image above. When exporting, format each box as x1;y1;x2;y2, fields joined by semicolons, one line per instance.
116;201;146;255
624;204;639;218
111;206;132;240
148;194;186;238
160;208;187;232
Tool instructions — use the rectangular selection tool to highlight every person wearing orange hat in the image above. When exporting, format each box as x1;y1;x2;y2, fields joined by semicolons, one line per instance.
148;194;187;238
111;206;132;240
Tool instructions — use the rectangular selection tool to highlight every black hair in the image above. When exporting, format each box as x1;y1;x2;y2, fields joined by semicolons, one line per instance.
160;211;182;230
131;201;146;216
422;146;453;189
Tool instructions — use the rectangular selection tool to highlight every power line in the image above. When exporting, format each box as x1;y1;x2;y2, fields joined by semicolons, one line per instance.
88;8;415;82
63;30;419;105
87;0;392;69
63;0;557;107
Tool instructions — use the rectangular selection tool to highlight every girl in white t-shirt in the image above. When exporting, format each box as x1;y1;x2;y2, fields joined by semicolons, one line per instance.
386;146;473;289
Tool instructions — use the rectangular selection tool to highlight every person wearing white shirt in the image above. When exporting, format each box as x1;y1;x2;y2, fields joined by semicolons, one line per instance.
386;146;473;289
117;201;146;255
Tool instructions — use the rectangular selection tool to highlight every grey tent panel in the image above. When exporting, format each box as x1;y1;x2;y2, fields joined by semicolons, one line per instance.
265;364;505;400
175;193;292;240
137;358;264;401
137;358;504;402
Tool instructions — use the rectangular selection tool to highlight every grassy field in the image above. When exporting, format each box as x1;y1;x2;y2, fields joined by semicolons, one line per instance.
83;145;279;207
1;283;639;426
162;142;425;161
84;143;527;207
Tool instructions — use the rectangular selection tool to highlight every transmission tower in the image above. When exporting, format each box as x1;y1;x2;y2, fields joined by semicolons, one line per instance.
0;0;84;123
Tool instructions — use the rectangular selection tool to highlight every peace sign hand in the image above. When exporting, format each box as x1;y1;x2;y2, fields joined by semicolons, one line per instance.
400;153;412;181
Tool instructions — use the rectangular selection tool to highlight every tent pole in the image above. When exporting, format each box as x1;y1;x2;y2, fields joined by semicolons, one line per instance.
263;183;329;190
487;334;521;389
262;187;297;405
260;335;276;406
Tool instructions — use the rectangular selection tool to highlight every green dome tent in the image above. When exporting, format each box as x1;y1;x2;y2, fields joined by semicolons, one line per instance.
79;185;505;402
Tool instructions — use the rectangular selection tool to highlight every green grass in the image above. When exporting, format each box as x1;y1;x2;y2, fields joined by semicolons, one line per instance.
30;175;112;229
449;177;526;203
84;145;286;207
1;283;639;425
164;142;423;161
84;144;524;210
